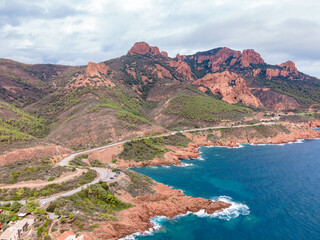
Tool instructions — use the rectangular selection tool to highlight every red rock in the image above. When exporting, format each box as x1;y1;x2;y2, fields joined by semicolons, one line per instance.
309;119;320;128
85;61;109;77
240;49;264;67
193;71;261;107
161;51;169;58
266;68;280;79
198;86;207;92
280;61;298;75
127;42;161;55
168;60;193;81
280;70;289;77
253;68;261;77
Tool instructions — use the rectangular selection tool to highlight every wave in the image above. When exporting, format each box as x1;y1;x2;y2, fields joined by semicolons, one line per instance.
177;163;193;167
119;216;168;240
174;196;250;221
120;196;249;239
249;139;305;146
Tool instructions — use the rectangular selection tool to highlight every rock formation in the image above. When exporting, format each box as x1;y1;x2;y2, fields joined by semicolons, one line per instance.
85;61;109;77
280;61;299;75
127;42;161;56
239;49;265;67
193;71;262;107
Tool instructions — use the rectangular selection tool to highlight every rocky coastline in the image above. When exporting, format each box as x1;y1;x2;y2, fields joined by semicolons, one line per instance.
85;123;320;239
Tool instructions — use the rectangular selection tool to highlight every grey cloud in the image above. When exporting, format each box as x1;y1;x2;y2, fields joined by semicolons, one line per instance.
0;0;320;78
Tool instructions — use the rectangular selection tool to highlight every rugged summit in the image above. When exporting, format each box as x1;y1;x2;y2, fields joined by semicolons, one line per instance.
127;42;161;56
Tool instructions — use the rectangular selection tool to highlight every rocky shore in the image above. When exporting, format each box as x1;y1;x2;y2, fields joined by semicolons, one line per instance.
85;183;230;240
115;123;320;168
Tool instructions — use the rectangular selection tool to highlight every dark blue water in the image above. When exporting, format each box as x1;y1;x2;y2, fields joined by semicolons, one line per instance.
132;139;320;240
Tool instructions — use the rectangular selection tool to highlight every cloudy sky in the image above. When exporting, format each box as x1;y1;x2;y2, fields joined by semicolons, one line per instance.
1;0;320;77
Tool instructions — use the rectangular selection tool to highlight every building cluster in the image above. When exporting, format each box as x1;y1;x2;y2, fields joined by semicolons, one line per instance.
0;219;34;240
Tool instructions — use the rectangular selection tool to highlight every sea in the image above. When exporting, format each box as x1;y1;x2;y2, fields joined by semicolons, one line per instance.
128;138;320;240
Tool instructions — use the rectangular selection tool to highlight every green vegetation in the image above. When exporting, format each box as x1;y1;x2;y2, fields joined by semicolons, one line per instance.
123;170;154;197
256;76;320;105
0;101;49;143
164;94;250;122
162;132;190;147
70;155;89;167
221;124;291;139
120;137;168;161
0;157;70;184
119;133;190;162
46;182;131;230
0;170;97;201
90;159;106;168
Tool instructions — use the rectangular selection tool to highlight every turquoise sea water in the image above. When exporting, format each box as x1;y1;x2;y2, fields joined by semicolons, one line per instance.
130;139;320;240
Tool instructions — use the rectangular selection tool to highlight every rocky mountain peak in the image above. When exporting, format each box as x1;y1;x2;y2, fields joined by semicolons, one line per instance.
240;49;265;67
280;61;298;75
127;42;161;56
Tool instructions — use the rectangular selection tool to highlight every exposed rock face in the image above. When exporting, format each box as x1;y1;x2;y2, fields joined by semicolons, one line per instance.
240;49;264;67
161;51;169;58
198;86;207;92
309;119;320;128
85;61;109;77
168;59;194;81
266;68;280;79
253;68;261;77
127;42;161;55
192;47;241;69
193;71;262;107
87;183;230;240
65;61;115;90
280;61;298;75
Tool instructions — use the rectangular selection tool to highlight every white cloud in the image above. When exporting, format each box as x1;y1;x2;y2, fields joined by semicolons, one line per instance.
0;0;319;77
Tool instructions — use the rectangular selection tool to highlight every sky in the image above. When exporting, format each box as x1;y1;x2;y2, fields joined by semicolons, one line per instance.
1;0;320;77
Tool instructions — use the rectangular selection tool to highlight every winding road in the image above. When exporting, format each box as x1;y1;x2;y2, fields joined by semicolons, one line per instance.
0;121;275;206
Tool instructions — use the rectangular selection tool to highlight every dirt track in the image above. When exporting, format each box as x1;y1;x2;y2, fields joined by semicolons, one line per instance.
0;169;86;189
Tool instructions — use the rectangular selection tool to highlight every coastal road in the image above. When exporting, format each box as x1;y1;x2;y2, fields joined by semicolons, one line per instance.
58;121;276;167
0;121;275;206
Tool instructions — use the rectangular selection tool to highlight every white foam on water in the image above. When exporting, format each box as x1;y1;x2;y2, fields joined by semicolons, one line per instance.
177;163;193;167
173;196;250;221
119;216;168;240
162;165;171;168
121;196;249;239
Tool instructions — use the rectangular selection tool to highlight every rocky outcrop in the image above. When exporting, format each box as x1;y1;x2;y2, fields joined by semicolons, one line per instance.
86;183;230;240
266;61;299;79
168;59;194;81
161;51;169;58
65;61;115;90
266;68;280;79
239;49;264;67
193;71;261;107
127;42;161;56
253;68;261;77
85;61;109;77
280;61;298;75
309;119;320;128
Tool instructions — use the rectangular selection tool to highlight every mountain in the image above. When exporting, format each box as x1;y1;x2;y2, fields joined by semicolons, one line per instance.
1;42;320;151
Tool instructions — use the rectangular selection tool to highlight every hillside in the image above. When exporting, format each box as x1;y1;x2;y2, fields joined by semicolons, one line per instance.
1;42;320;153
